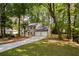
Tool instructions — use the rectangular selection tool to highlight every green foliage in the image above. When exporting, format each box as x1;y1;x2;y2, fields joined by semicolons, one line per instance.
73;28;79;34
21;21;28;29
1;3;79;39
5;17;13;28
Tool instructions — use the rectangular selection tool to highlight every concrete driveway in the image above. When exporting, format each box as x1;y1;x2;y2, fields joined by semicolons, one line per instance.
0;32;47;53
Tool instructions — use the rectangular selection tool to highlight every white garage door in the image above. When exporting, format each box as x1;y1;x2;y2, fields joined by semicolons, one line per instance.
35;31;48;36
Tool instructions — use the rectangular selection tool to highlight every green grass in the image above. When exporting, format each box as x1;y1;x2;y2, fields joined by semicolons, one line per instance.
0;39;79;56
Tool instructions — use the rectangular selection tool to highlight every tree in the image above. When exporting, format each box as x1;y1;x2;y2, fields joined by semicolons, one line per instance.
72;4;79;40
11;4;27;36
0;3;7;37
21;21;28;37
47;3;63;39
67;3;72;39
47;3;58;34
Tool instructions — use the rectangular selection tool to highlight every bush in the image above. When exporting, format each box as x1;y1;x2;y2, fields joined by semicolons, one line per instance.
72;28;79;43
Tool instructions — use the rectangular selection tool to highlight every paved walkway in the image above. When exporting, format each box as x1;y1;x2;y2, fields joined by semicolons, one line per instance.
0;35;47;53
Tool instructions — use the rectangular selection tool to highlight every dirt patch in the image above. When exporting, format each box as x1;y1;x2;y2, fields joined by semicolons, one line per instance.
46;39;79;47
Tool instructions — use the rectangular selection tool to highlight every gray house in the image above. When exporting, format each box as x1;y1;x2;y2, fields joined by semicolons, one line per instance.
28;23;37;37
28;23;48;37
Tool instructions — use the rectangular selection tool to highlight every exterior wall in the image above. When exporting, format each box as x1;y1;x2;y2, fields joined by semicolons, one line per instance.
28;23;48;37
28;26;36;37
35;31;48;36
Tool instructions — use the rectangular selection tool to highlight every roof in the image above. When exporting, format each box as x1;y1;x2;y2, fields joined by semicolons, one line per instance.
28;23;48;31
28;23;38;27
36;26;48;31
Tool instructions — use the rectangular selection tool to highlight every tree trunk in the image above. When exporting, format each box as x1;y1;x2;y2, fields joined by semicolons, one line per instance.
48;3;62;40
67;3;72;39
48;3;58;34
18;16;21;36
0;17;4;37
0;4;7;37
73;4;77;41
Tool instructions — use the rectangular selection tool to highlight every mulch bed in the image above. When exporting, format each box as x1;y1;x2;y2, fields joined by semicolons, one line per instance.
0;36;29;44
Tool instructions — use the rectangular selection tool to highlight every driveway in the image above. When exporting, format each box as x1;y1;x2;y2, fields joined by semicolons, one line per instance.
0;32;47;53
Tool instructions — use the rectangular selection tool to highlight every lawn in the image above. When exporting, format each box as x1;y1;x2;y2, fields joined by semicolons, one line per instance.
0;39;79;56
